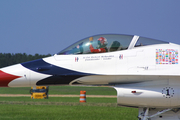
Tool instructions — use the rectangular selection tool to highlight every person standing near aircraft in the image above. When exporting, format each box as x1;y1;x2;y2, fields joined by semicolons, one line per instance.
89;37;108;53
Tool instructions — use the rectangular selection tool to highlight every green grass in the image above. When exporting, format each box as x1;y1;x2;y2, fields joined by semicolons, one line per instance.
0;86;117;95
0;97;117;103
0;86;138;120
0;97;138;120
0;104;137;120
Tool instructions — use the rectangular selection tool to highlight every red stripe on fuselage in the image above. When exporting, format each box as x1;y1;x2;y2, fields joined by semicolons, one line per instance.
0;70;22;87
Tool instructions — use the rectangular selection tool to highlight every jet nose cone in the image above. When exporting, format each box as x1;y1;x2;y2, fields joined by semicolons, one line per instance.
0;70;21;87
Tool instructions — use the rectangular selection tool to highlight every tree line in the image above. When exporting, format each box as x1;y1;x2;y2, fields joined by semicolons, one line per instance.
0;53;51;68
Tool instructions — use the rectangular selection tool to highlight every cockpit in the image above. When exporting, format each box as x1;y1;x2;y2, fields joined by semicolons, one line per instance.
58;34;168;55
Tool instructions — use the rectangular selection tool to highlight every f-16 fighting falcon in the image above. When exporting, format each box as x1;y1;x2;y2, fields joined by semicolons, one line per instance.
1;34;180;120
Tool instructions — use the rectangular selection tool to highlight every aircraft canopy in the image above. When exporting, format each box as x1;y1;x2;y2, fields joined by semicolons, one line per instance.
58;34;168;55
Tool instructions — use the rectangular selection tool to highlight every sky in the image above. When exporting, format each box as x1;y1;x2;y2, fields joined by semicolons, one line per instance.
0;0;180;55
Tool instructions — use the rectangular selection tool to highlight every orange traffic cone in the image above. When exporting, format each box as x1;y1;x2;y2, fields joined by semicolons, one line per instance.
80;91;86;102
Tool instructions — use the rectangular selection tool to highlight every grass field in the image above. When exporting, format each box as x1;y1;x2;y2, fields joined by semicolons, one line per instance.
0;86;138;120
0;86;117;95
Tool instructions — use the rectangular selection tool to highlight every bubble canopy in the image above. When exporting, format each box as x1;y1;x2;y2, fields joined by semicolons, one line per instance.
58;34;168;55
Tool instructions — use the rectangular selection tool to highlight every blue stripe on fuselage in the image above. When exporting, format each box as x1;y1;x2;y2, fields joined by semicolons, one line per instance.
21;58;91;76
21;59;92;85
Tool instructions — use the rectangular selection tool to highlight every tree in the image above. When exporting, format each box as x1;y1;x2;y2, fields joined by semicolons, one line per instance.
0;53;51;68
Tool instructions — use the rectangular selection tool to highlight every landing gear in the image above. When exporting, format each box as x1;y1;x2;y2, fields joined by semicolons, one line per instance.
138;108;173;120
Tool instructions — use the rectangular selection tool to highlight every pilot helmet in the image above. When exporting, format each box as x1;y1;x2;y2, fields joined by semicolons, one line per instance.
98;37;108;47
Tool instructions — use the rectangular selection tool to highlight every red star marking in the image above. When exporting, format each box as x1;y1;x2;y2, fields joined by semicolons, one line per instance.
0;70;22;87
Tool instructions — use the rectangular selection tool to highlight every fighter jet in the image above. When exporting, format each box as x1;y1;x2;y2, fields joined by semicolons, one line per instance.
0;34;180;120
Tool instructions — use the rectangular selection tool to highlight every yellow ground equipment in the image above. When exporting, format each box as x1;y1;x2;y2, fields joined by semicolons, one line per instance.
30;86;49;99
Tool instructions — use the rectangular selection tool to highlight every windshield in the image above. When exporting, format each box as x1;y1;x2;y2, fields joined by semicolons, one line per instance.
32;89;47;93
135;37;169;47
58;34;133;55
